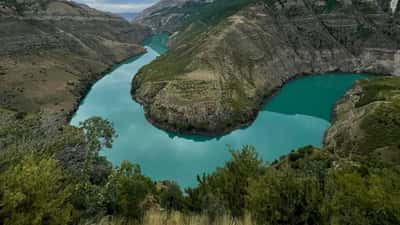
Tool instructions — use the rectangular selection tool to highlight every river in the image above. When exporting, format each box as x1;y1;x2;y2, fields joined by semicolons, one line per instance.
71;35;367;187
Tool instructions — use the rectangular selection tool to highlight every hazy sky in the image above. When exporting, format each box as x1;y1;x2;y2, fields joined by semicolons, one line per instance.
74;0;158;13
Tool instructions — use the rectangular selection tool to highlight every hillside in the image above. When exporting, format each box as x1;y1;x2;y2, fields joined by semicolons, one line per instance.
0;0;152;125
325;77;400;165
134;0;207;33
132;0;400;136
134;0;258;35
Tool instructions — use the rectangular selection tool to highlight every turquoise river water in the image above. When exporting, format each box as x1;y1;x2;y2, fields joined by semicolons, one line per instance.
71;35;367;187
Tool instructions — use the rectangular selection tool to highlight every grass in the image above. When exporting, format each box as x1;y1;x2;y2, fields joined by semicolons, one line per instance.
153;0;259;29
356;77;400;107
136;22;208;83
87;210;254;225
137;0;260;83
359;103;400;151
137;50;193;82
355;77;400;162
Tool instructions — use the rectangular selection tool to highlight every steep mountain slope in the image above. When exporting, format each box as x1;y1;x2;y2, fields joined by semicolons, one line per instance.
132;0;400;136
134;0;207;33
134;0;258;34
0;0;152;125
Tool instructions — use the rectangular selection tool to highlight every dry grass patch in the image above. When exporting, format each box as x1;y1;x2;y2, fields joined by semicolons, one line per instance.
90;210;254;225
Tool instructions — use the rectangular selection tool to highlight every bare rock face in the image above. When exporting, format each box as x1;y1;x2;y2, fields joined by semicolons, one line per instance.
132;0;400;136
0;0;152;124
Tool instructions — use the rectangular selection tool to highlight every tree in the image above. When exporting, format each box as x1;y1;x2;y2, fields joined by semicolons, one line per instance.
78;117;116;180
0;154;74;225
247;168;322;225
186;146;264;217
321;169;400;225
159;181;186;211
79;117;116;156
68;117;117;219
103;161;155;221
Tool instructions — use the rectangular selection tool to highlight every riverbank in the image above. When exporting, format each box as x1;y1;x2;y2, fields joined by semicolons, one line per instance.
66;50;148;124
135;70;375;137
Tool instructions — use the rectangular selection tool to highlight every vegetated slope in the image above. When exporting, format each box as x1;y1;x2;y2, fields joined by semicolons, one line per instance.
325;77;400;165
134;0;206;33
134;0;259;35
0;0;152;125
132;0;400;136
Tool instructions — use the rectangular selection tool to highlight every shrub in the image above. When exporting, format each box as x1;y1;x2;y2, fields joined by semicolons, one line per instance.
186;146;264;217
247;169;322;225
321;169;400;225
0;154;74;225
103;161;155;221
159;181;186;211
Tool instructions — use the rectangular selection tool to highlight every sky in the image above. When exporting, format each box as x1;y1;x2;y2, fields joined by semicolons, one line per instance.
74;0;158;13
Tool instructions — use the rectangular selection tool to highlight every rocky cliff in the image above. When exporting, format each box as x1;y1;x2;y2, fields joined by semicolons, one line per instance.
0;0;152;124
132;0;400;136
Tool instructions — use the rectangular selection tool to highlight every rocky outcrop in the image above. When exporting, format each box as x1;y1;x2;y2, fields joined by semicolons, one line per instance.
132;0;400;136
324;77;400;165
0;0;152;124
134;0;209;33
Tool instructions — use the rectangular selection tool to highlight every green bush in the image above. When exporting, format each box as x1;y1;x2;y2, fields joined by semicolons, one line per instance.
247;169;322;225
103;161;155;221
0;154;74;225
321;169;400;225
185;146;264;217
159;181;186;211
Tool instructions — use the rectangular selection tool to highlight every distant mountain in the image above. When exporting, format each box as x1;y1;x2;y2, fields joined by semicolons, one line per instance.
134;0;212;32
118;12;138;21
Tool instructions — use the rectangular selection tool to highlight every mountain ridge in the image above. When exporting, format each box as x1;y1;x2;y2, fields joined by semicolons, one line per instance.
0;0;152;126
132;0;400;136
134;0;216;33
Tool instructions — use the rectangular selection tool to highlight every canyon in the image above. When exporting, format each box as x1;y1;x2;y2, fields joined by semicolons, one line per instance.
132;0;400;136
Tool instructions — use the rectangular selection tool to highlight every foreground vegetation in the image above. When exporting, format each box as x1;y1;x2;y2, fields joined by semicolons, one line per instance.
1;101;399;225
